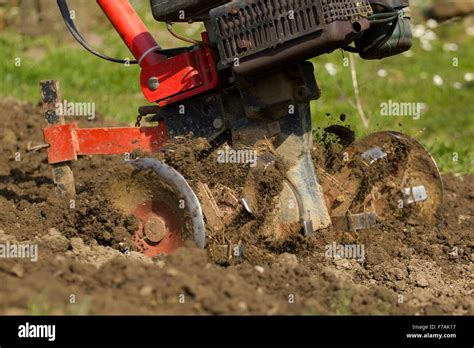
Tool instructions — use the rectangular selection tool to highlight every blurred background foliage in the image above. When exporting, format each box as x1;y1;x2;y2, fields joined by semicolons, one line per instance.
0;0;473;173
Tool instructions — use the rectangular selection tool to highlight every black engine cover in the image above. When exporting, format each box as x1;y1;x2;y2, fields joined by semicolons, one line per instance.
207;0;373;74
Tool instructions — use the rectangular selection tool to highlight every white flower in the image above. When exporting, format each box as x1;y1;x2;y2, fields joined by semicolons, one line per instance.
443;43;459;52
423;30;437;41
433;75;444;86
464;73;474;82
325;62;337;76
426;19;439;29
453;82;463;90
416;26;437;52
421;41;432;51
412;24;426;38
377;69;388;78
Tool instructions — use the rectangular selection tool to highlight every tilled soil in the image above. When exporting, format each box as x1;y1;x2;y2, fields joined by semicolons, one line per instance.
0;97;472;315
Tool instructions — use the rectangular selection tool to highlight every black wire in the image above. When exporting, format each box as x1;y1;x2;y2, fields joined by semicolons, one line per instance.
361;15;399;54
57;0;139;64
343;2;403;54
367;12;399;24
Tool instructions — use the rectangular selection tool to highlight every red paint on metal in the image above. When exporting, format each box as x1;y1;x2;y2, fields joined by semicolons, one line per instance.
43;124;78;163
133;201;183;256
43;123;168;164
97;0;166;67
141;33;219;106
96;0;218;105
140;51;204;102
76;125;167;155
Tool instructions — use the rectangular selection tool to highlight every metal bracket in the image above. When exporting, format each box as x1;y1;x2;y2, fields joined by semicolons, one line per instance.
403;185;428;205
43;123;168;164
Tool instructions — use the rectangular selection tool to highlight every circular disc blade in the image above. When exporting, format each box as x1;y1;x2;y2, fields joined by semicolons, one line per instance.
320;131;443;223
104;161;193;257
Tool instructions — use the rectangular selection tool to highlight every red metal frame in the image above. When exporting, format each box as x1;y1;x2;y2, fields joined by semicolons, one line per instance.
43;0;220;165
140;33;219;106
97;0;167;67
43;123;168;164
97;0;218;105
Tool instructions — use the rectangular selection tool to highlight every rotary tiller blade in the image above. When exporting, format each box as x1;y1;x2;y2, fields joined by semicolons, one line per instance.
105;158;205;257
320;131;444;227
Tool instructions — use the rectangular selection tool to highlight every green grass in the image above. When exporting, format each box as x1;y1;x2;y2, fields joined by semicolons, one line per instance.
310;21;474;173
330;289;353;315
0;5;203;125
0;33;143;123
28;293;90;315
0;7;472;173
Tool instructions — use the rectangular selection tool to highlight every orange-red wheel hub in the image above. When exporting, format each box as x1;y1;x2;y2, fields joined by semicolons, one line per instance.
133;200;183;257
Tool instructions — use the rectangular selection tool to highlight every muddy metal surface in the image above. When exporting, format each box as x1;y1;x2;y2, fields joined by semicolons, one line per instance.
0;97;472;315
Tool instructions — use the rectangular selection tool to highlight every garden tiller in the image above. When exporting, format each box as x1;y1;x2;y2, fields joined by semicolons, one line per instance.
40;0;443;257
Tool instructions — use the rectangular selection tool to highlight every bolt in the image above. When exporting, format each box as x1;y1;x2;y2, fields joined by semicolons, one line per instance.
143;217;167;243
148;77;159;91
294;85;311;102
213;118;224;129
